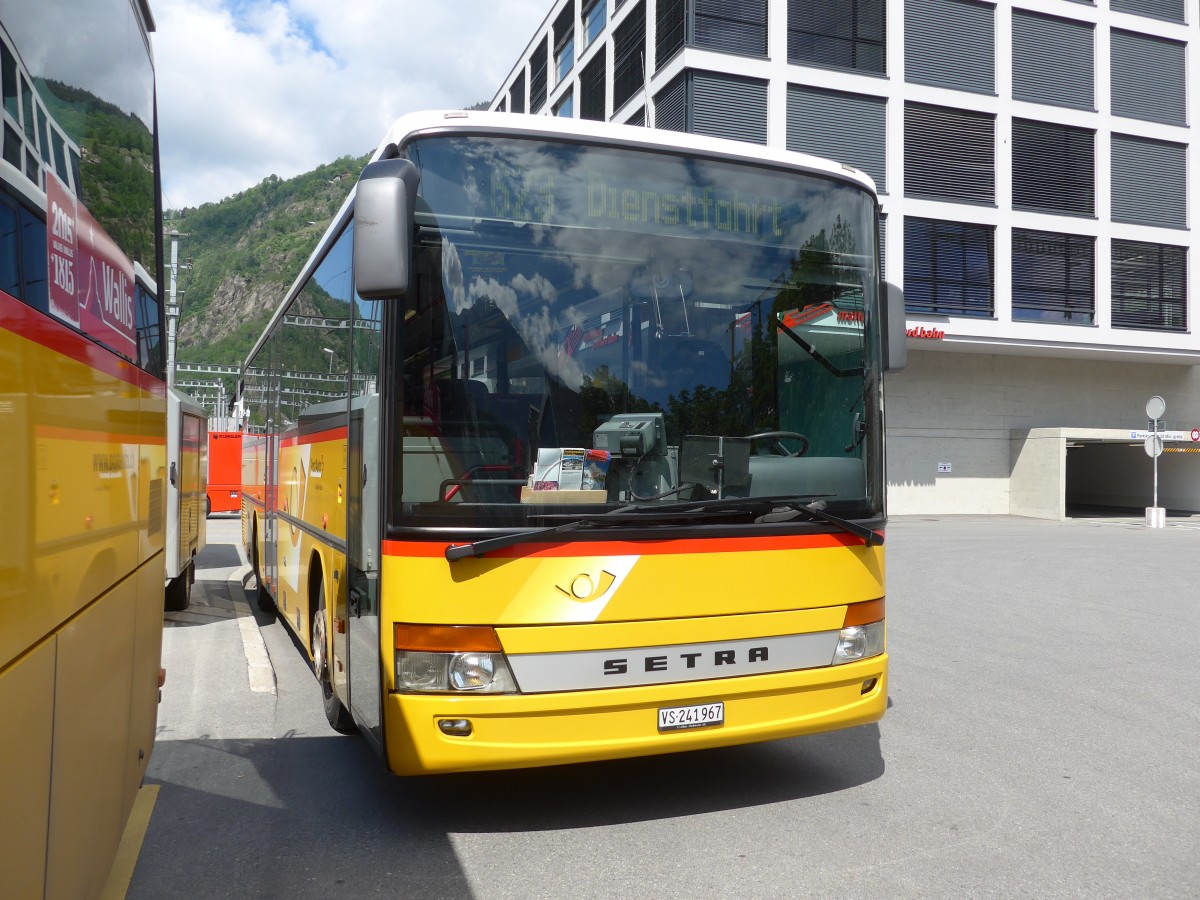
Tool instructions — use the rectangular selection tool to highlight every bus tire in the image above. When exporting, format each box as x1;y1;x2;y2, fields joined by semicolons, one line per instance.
250;525;275;616
313;579;356;735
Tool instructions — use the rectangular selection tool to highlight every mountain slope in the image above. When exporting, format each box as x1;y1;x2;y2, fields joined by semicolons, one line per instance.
170;151;371;366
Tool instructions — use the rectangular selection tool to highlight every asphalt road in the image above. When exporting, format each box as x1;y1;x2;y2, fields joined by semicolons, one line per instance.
127;513;1200;899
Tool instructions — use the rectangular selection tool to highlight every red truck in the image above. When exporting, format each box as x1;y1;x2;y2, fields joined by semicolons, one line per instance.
206;430;243;515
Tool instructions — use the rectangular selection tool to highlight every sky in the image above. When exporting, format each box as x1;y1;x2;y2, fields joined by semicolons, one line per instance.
153;0;550;210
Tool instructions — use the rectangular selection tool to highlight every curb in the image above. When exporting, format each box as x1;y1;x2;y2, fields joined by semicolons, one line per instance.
229;563;276;695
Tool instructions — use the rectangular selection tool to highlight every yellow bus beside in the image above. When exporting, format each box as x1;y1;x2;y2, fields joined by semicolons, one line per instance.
241;111;906;775
0;2;166;896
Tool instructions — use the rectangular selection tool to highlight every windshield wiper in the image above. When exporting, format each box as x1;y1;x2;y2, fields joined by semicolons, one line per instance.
726;496;884;546
444;507;736;561
444;494;880;560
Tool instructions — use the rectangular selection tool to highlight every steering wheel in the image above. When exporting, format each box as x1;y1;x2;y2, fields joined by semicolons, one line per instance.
746;430;810;457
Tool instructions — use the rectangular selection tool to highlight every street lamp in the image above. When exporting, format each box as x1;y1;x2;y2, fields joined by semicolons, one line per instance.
322;347;335;373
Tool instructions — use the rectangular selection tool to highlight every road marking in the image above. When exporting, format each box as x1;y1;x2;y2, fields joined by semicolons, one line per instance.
100;784;159;900
229;564;277;694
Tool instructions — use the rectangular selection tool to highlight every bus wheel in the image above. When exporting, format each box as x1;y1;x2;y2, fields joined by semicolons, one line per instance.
250;527;275;616
313;580;356;735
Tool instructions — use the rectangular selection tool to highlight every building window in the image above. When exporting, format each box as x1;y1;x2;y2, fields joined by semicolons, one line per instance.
530;39;549;113
509;72;525;114
579;53;606;121
787;85;886;193
1110;0;1184;23
613;2;646;112
654;72;687;132
904;103;994;204
692;71;768;144
1012;230;1095;325
1111;240;1186;332
694;0;768;58
656;0;686;68
1111;30;1186;126
787;0;885;74
1011;11;1093;111
904;218;995;318
651;69;766;142
555;4;575;84
1111;135;1186;230
906;0;994;94
1012;119;1094;217
553;89;574;118
583;0;606;47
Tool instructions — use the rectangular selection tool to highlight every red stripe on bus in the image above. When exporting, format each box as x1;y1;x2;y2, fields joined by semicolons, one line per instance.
383;531;875;559
1;291;166;395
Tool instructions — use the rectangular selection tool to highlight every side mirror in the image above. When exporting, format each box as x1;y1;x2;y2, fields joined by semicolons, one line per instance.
353;158;421;299
883;281;907;372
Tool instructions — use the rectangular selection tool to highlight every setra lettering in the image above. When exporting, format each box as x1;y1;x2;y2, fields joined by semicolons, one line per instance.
602;646;770;676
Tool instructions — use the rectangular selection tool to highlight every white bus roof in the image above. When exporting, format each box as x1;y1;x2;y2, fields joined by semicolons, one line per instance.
373;110;877;196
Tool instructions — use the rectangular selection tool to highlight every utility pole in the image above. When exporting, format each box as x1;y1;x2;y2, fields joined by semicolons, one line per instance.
165;229;191;388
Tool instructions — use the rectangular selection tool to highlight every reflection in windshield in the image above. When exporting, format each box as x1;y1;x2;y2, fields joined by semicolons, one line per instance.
394;136;881;526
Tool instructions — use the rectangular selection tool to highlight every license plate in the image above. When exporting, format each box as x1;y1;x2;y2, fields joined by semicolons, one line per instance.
658;701;724;732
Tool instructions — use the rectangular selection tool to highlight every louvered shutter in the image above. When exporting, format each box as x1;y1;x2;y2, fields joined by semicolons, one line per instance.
1110;0;1185;23
530;40;549;114
691;72;767;145
904;103;995;203
694;0;768;57
787;86;887;192
787;0;886;74
579;53;606;121
1012;11;1093;110
1111;30;1186;126
1012;119;1094;216
1111;240;1187;331
654;73;688;132
613;2;645;112
656;0;686;68
903;217;995;317
905;0;994;94
1111;135;1186;229
1011;230;1095;323
509;72;525;114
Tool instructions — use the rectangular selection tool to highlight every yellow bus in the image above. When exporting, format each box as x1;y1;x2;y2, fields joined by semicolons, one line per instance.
241;111;906;775
0;2;166;895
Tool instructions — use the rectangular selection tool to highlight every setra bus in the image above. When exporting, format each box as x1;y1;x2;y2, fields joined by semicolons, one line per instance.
0;1;167;896
240;110;906;775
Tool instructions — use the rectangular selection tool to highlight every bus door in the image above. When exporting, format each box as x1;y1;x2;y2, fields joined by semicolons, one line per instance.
347;395;382;745
346;293;384;746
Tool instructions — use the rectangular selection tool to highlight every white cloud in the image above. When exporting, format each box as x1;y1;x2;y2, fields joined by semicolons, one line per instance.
155;0;548;209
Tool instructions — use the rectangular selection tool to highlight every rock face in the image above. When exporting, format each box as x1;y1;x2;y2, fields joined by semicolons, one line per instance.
169;155;368;363
177;274;281;351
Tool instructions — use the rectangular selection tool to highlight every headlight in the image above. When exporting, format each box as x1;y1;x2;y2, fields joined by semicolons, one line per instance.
394;624;519;693
395;649;518;693
833;621;885;664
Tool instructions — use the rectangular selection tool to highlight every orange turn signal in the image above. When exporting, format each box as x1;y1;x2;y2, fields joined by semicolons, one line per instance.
843;598;885;627
394;623;502;653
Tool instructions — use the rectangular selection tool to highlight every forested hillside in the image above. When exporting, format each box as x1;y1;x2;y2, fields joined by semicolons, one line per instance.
170;151;371;365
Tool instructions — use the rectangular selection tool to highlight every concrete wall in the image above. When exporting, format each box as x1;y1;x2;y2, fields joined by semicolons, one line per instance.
885;350;1200;515
1010;430;1065;520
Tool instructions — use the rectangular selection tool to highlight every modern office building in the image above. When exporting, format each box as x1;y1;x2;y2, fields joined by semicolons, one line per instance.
491;0;1200;517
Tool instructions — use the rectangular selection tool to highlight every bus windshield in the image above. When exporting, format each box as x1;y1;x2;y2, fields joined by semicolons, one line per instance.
394;134;882;529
